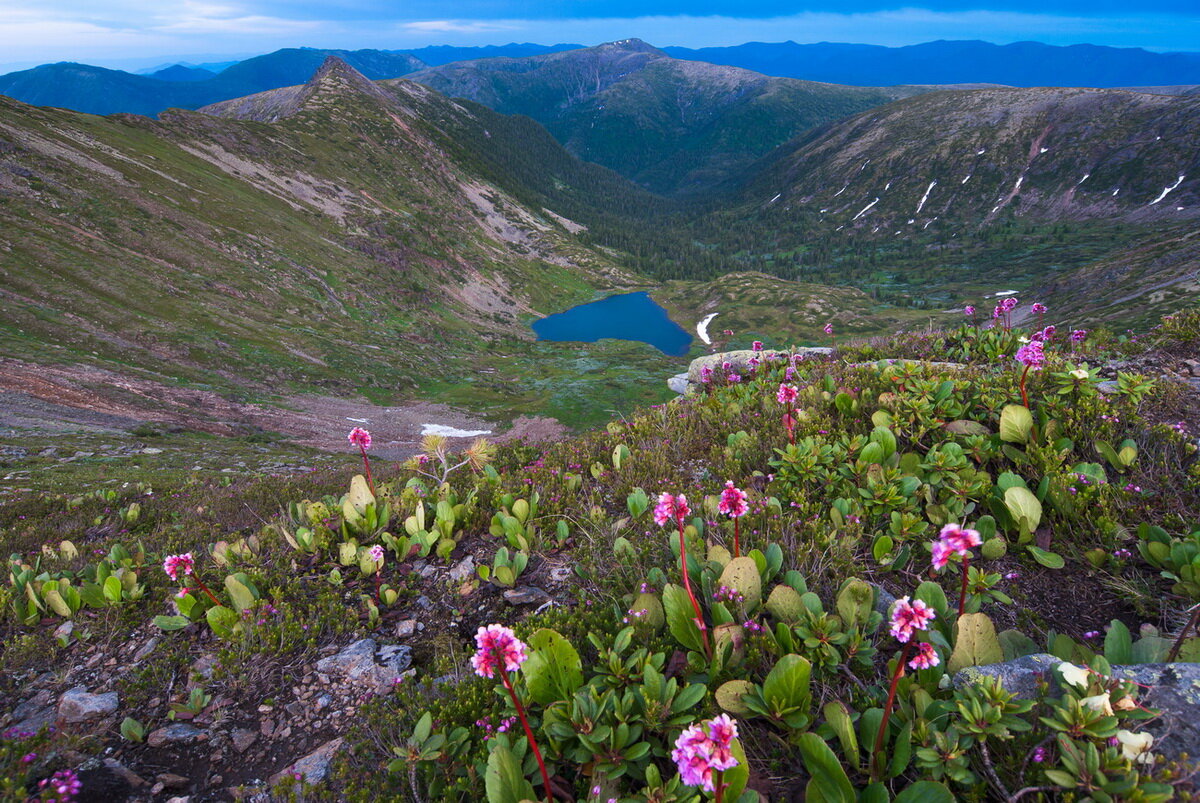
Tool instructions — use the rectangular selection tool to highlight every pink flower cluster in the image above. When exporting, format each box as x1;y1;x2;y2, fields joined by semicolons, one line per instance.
931;524;982;570
672;714;740;792
752;341;764;352
469;624;528;678
908;641;940;670
776;383;799;405
963;305;975;316
162;553;195;582
368;544;385;566
38;769;81;800
889;596;936;643
654;492;691;527
348;426;372;449
1071;329;1088;342
718;481;749;518
1031;302;1047;314
823;323;834;335
1015;340;1045;368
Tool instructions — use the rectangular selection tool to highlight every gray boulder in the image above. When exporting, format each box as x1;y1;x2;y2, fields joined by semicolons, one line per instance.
315;639;411;693
57;687;118;723
687;348;832;384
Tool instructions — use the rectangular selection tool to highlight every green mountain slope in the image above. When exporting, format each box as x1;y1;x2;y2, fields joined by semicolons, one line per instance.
408;39;905;196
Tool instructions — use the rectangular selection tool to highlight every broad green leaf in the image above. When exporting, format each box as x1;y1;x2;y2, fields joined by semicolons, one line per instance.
947;613;1004;673
521;628;583;706
206;605;240;639
999;405;1033;444
1004;487;1042;532
154;614;190;631
761;654;812;721
103;574;123;603
1104;619;1133;664
484;741;537;803
797;732;854;803
662;583;705;654
225;575;256;612
1028;546;1064;569
895;781;955;802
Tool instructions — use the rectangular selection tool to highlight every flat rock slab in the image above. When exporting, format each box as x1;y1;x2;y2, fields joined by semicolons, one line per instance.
147;723;203;748
687;348;832;384
315;638;411;693
270;737;344;786
58;687;118;723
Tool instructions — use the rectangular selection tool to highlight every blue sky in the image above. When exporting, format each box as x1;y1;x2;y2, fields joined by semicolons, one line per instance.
1;1;1197;72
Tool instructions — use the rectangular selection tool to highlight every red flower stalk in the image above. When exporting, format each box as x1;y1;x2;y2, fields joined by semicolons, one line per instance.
655;493;711;658
873;597;936;780
348;427;375;495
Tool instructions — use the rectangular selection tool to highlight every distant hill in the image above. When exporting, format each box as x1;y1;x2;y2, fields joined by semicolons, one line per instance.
664;40;1200;88
147;65;216;82
397;43;583;67
0;48;426;116
408;39;908;195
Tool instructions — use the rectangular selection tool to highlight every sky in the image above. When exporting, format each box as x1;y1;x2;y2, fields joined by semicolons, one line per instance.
1;0;1198;73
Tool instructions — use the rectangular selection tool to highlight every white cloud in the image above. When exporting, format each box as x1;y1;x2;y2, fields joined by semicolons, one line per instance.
401;19;517;35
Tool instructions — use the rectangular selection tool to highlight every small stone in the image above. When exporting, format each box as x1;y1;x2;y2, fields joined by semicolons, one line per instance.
416;595;433;610
156;773;189;790
103;758;146;788
53;621;74;642
448;555;475;582
314;694;332;711
269;737;345;786
147;723;203;748
232;728;258;753
394;619;418;637
141;447;163;455
133;637;159;661
503;586;551;606
667;373;690;394
58;687;119;723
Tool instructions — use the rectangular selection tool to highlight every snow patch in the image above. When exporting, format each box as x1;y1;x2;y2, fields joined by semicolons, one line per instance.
833;184;849;198
1077;174;1090;186
852;198;880;220
421;424;492;438
1039;147;1049;154
346;417;369;423
961;175;971;184
696;313;718;345
990;290;1019;297
1112;188;1120;196
1148;174;1185;205
884;181;891;191
915;180;937;214
977;149;986;155
922;217;938;230
860;159;871;171
768;193;781;204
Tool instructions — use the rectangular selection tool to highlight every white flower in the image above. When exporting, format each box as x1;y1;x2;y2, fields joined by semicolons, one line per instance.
1058;662;1090;688
1081;693;1114;716
1070;369;1089;380
1116;729;1154;763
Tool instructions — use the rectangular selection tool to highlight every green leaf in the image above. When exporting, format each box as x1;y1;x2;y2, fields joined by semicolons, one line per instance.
797;732;854;803
1028;546;1064;569
103;574;123;603
1104;619;1133;664
721;738;751;802
999;405;1033;444
153;614;190;631
225;575;256;612
1004;486;1043;532
947;613;1004;673
521;628;583;706
761;654;812;723
205;605;240;639
484;741;537;803
662;583;705;654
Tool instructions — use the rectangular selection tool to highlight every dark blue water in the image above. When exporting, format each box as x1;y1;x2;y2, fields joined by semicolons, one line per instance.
532;292;692;356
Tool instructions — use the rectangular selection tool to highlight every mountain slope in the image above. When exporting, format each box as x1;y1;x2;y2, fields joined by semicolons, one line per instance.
665;40;1200;88
408;39;906;195
0;57;648;424
0;48;426;117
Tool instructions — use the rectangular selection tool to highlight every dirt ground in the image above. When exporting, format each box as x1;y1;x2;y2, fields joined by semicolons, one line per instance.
0;358;567;457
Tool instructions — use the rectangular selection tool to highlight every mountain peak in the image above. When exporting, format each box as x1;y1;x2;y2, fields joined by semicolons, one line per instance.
596;38;666;56
306;55;387;98
200;55;397;121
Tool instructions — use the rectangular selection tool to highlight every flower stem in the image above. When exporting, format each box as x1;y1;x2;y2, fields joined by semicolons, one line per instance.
189;573;222;607
1019;365;1030;408
733;517;741;559
359;444;375;495
678;519;711;659
714;770;725;803
500;670;552;803
872;642;912;781
958;557;970;618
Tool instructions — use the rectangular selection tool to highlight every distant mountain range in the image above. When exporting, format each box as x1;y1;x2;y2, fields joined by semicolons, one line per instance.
665;40;1200;88
407;39;912;195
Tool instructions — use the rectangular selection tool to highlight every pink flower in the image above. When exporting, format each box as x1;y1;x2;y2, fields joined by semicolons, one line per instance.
934;523;982;570
1041;325;1056;340
163;553;195;581
368;545;385;566
1071;329;1088;342
348;427;372;449
776;383;799;405
908;642;940;670
931;539;953;571
823;323;833;335
963;305;975;316
1031;302;1047;314
1001;297;1019;311
727;373;742;383
992;304;1003;319
469;624;528;678
1015;341;1045;368
718;482;749;518
752;341;763;352
700;365;713;383
672;716;740;792
889;596;936;643
653;493;691;527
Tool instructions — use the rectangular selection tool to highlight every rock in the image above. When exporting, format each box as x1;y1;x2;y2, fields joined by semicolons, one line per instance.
503;586;551;606
53;621;74;642
102;757;147;788
74;756;139;799
1096;380;1121;394
953;656;1200;762
141;447;163;455
951;653;1062;699
667;373;691;395
156;773;190;790
232;728;258;753
394;618;418;637
269;737;344;786
871;584;897;617
133;637;159;661
57;687;118;723
416;595;433;610
448;556;475;583
147;723;203;747
315;639;411;693
845;359;967;371
687;349;831;383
